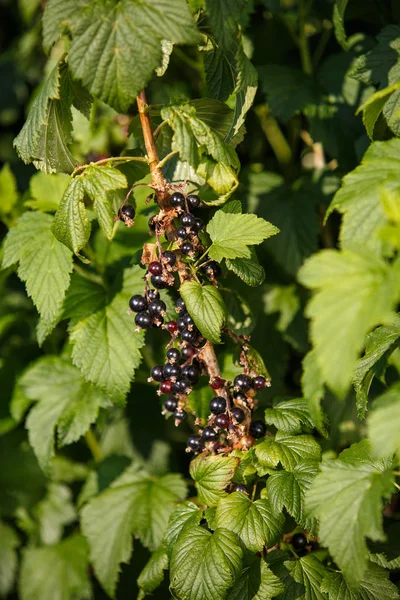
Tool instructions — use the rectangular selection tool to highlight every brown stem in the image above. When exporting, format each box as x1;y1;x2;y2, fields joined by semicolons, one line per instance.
136;90;226;396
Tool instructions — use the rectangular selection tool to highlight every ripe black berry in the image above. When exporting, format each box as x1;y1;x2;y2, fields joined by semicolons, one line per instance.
167;321;178;334
164;397;178;412
148;299;166;316
292;533;307;551
162;251;176;267
232;483;248;494
215;413;229;428
120;204;135;221
210;397;226;415
181;213;195;227
163;363;181;380
147;289;159;300
151;274;168;289
166;348;181;362
192;218;204;233
231;407;245;423
176;297;186;312
181;328;197;343
160;380;173;394
181;242;194;255
135;311;152;329
187;194;200;210
129;295;147;312
202;426;218;441
202;261;222;279
234;374;253;392
177;227;189;240
148;261;162;275
233;391;247;403
182;313;194;327
254;375;267;390
187;435;204;452
151;364;164;382
173;377;191;394
174;409;187;422
181;345;195;360
181;364;199;384
170;192;185;209
177;317;187;332
249;420;266;439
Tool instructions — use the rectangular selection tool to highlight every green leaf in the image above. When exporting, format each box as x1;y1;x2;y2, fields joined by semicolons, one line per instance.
2;212;73;344
35;483;76;545
245;345;271;380
298;248;400;397
228;554;284;600
0;521;19;597
349;26;400;87
332;0;349;50
25;171;70;212
368;384;400;459
70;266;145;403
215;492;285;552
52;178;90;255
17;356;111;471
62;272;107;321
356;83;400;140
321;561;399;599
305;440;395;586
227;47;258;141
207;210;279;262
205;0;246;54
180;280;226;344
326;139;400;251
137;546;168;600
226;250;266;287
170;526;243;600
163;501;202;558
19;534;91;600
255;432;321;471
301;350;327;436
43;0;200;113
264;398;315;434
190;454;239;506
276;555;329;600
81;466;187;596
353;316;400;419
0;163;18;216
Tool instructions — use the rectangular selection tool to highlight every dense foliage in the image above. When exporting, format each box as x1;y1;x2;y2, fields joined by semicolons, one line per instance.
2;0;400;598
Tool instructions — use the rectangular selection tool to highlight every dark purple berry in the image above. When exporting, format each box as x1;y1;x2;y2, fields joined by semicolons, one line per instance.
215;413;229;428
151;274;168;289
163;363;181;380
232;483;248;494
233;391;247;403
202;426;218;441
135;311;152;329
174;409;187;422
292;533;307;551
231;407;245;423
176;298;186;312
181;242;194;255
181;346;195;360
120;204;135;220
147;289;159;301
173;377;191;395
187;194;200;210
148;261;162;275
170;192;185;209
192;218;204;233
167;321;178;334
182;313;194;327
249;420;266;439
210;397;226;415
187;435;204;452
181;328;198;343
164;397;178;412
182;364;200;384
254;376;267;390
148;299;166;316
166;348;181;362
177;227;189;240
177;317;187;332
151;364;164;382
234;374;253;392
202;260;222;278
210;377;224;390
129;295;147;312
162;251;177;267
181;213;195;227
160;380;173;394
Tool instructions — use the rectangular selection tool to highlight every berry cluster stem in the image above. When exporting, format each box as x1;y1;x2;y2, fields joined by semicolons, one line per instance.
136;90;228;399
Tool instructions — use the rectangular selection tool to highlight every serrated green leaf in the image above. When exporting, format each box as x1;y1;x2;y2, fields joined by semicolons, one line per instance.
321;561;399;599
137;546;168;600
35;483;76;545
196;157;239;199
81;467;187;597
19;534;91;600
356;83;400;140
349;26;400;87
332;0;349;50
52;177;90;254
190;454;239;506
305;440;395;586
207;210;279;261
163;502;202;558
25;171;70;212
301;350;327;437
2;211;73;344
170;526;243;600
265;398;315;434
180;280;226;344
62;272;107;321
16;356;110;472
368;384;400;459
277;555;329;600
0;163;18;216
298;248;400;397
326;139;400;251
246;345;271;380
226;250;265;287
0;521;19;597
227;47;258;141
228;554;284;600
43;0;200;113
255;432;321;471
215;492;285;552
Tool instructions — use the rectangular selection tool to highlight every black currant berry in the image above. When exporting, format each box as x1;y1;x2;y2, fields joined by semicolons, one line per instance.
231;407;245;423
135;311;152;329
181;364;199;384
187;435;204;452
192;218;204;233
176;298;186;312
163;363;181;380
234;374;253;392
151;364;164;382
120;204;135;221
233;391;248;403
210;397;226;415
148;299;166;316
166;348;181;362
181;242;194;255
152;315;164;327
202;261;222;279
187;194;200;210
202;426;218;441
215;413;229;428
162;251;177;267
148;261;162;275
177;227;189;240
181;346;195;360
129;295;147;312
182;313;194;327
177;317;187;332
151;274;168;289
160;380;173;394
181;328;197;343
253;375;267;390
181;213;195;227
170;192;185;209
210;377;224;390
174;409;187;422
249;420;266;439
173;377;191;394
147;289;159;301
232;483;248;494
292;533;307;551
164;397;178;412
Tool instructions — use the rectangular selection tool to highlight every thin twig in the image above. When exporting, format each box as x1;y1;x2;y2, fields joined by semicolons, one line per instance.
72;155;149;177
